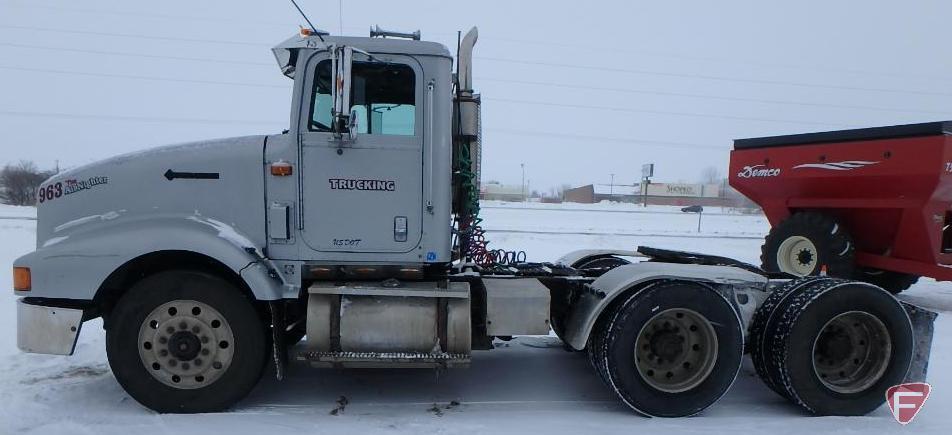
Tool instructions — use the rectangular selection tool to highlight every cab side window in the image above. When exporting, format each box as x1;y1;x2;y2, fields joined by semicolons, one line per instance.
309;60;416;136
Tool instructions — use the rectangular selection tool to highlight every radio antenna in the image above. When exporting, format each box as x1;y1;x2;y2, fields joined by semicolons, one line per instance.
289;0;325;43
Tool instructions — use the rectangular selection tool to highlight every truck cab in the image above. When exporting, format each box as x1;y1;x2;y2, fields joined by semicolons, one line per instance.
266;33;455;265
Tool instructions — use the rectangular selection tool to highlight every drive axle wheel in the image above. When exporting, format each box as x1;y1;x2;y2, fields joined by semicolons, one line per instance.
751;278;913;416
634;309;718;393
812;311;891;394
589;281;743;417
107;270;267;413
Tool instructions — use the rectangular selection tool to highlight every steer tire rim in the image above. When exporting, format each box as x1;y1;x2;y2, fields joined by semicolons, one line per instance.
137;300;235;389
634;308;718;393
777;236;818;276
812;311;892;394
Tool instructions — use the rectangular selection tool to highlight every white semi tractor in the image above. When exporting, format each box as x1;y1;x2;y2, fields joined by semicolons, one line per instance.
13;26;936;417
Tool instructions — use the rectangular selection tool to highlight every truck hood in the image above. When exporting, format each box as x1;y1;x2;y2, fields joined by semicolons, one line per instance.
36;135;268;249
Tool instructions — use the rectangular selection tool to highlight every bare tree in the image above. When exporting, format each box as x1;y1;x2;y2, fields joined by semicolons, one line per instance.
0;161;54;206
700;166;722;184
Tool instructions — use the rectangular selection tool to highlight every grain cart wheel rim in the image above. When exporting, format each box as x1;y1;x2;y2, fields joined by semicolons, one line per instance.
137;300;236;389
811;311;891;394
777;236;818;276
634;308;718;393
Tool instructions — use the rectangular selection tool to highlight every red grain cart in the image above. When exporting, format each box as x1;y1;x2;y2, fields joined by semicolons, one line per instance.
730;121;952;293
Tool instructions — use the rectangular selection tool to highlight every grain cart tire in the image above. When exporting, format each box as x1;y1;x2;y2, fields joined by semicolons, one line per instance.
762;212;854;278
761;279;913;415
106;270;268;413
748;276;836;397
855;269;920;294
590;281;743;417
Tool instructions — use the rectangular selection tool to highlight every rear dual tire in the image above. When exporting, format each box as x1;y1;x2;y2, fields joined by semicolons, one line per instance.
748;277;914;415
588;281;743;417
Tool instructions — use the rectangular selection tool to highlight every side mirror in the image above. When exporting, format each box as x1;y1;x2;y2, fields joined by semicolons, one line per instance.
331;45;353;138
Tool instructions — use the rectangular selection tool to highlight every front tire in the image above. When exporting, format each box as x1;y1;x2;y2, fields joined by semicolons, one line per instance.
589;281;743;417
106;270;267;413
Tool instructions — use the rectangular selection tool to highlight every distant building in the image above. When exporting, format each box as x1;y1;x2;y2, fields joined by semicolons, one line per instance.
564;184;640;203
480;181;524;201
563;182;734;206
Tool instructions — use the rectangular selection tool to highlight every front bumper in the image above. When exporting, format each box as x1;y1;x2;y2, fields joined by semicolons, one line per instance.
17;298;84;355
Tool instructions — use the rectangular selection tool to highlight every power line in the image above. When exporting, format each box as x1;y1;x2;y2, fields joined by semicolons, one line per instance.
2;39;944;117
478;77;952;116
7;1;948;85
0;65;288;89
0;108;725;151
0;2;295;28
477;36;952;86
0;42;274;67
483;97;857;128
4;24;951;100
0;24;269;47
0;109;734;152
476;56;952;98
0;109;283;126
0;64;859;127
488;128;727;152
0;43;943;118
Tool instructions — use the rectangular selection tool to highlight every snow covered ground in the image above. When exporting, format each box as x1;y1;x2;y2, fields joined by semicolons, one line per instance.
0;202;949;434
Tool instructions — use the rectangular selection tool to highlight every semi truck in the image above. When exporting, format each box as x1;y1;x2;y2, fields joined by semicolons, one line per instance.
13;26;936;417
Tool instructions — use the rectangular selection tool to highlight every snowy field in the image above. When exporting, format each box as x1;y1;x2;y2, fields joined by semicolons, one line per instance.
1;201;950;434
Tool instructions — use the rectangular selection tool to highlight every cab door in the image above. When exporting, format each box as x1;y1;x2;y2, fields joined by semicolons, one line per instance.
297;52;425;256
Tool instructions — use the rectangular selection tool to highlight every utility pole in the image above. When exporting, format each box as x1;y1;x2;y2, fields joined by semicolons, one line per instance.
610;173;615;198
521;163;526;203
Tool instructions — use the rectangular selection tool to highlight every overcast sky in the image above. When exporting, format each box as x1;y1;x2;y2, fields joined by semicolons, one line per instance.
2;0;952;191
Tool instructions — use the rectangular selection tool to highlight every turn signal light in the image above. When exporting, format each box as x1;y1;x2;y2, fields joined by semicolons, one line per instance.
271;161;293;176
13;267;31;292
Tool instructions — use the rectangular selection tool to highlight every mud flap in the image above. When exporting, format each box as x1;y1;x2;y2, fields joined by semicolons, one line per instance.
269;301;287;381
902;302;937;384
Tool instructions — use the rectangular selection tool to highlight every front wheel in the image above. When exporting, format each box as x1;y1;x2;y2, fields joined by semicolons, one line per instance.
588;281;743;417
106;270;268;413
